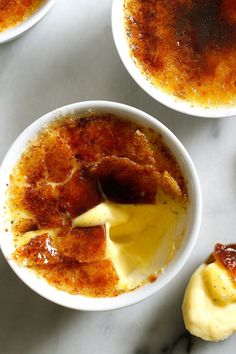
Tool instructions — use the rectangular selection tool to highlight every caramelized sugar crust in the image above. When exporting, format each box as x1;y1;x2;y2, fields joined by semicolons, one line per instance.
55;226;106;263
14;231;118;297
214;243;236;282
24;182;63;229
14;233;61;266
9;113;187;297
37;258;119;297
125;0;236;106
0;0;44;32
88;156;159;204
59;169;102;218
59;115;156;165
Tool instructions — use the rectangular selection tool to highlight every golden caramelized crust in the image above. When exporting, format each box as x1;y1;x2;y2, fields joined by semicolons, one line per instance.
18;132;75;185
59;116;116;162
125;0;236;106
151;135;187;196
88;156;158;204
37;259;119;297
0;0;45;32
14;232;118;297
55;226;106;263
23;182;63;229
13;217;38;234
157;171;183;200
8;112;188;297
110;120;156;165
44;134;74;183
58;169;102;218
19;143;46;184
59;114;156;166
13;234;61;266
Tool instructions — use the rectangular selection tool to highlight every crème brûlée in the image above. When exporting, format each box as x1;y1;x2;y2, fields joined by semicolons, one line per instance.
183;243;236;341
124;0;236;107
7;113;188;297
0;0;44;32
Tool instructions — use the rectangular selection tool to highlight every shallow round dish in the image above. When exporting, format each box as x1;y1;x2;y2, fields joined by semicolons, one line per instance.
0;101;202;310
112;0;236;118
0;0;56;44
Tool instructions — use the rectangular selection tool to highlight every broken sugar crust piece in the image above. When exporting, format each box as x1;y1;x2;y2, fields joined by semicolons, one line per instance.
58;114;156;166
43;133;75;183
55;226;106;263
37;258;119;297
18;143;46;184
88;156;184;203
214;243;236;282
23;182;63;229
88;156;159;204
13;233;61;266
14;226;107;265
58;116;115;162
14;231;119;297
58;169;102;218
143;128;188;198
157;170;183;200
183;243;236;342
12;217;38;235
18;132;75;184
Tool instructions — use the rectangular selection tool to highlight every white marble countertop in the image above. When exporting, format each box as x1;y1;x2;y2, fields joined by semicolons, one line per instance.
1;1;236;353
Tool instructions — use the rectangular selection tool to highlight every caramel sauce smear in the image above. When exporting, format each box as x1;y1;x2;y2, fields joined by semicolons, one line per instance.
125;0;236;107
8;113;187;297
205;243;236;284
0;0;44;32
214;243;236;282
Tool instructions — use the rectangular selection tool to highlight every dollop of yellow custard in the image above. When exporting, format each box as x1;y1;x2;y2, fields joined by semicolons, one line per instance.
183;262;236;341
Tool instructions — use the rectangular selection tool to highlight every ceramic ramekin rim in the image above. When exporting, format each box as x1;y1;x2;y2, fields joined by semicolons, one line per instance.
0;100;202;311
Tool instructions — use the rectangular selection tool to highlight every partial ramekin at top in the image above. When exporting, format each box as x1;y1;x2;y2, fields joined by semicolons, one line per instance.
0;101;202;311
112;0;236;118
0;0;56;44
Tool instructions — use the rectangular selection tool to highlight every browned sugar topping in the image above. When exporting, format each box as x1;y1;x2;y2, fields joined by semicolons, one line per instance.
125;0;236;106
9;113;187;297
214;243;236;282
0;0;44;32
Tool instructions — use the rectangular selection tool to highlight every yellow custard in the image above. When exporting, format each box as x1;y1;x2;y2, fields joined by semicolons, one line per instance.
183;262;236;341
74;191;187;291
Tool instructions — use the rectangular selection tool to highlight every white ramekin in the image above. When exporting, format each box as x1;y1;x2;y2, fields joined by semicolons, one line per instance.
0;101;202;310
112;0;236;118
0;0;56;44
